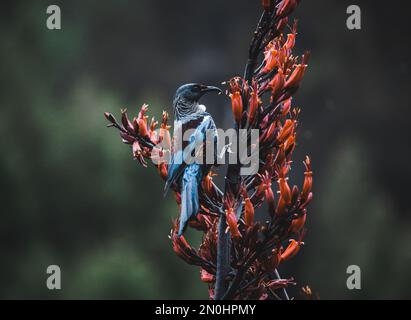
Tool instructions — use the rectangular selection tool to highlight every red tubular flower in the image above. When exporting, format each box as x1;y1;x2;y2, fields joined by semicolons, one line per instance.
230;91;243;124
174;192;181;206
277;119;295;144
208;288;215;300
269;69;285;100
262;47;279;74
248;84;259;125
170;231;194;263
190;214;213;232
203;173;213;196
262;122;277;144
159;111;172;150
132;117;139;135
290;213;306;233
121;109;134;132
300;192;313;210
284;20;298;52
265;186;276;216
281;239;303;261
255;176;267;200
265;278;296;290
277;169;292;205
277;0;299;19
261;153;275;174
284;33;296;52
285;64;307;88
149;118;159;143
132;141;141;156
282;98;292;116
137;104;149;137
262;248;281;272
200;269;215;283
284;134;296;155
302;156;313;200
260;173;276;215
225;207;241;239
276;17;289;31
278;47;288;68
241;188;254;227
202;172;218;199
104;112;117;125
158;162;168;181
120;132;135;144
132;141;147;167
276;196;286;216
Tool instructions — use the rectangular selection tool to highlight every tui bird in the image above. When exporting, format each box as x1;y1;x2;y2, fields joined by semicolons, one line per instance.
165;83;221;236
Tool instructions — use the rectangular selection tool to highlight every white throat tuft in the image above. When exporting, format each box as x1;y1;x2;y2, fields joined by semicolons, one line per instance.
198;104;206;112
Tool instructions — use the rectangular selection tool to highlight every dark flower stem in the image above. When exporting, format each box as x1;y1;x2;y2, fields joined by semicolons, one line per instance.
214;215;231;299
215;8;272;301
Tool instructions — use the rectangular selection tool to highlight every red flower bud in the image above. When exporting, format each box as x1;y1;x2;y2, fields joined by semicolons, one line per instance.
285;64;307;88
241;189;255;227
284;134;295;155
302;156;313;200
248;90;259;126
132;117;139;135
226;208;241;240
290;213;306;233
276;196;286;216
277;0;299;19
120;132;135;144
300;192;313;209
284;33;296;52
282;98;292;116
121;109;134;132
261;248;281;272
265;185;276;216
230;91;243;124
281;239;303;261
291;185;300;204
269;69;285;100
104;112;116;124
277;119;294;144
200;269;215;283
276;17;289;31
202;172;218;198
149;118;159;143
137;104;149;137
158;162;168;181
132;141;147;167
174;192;181;206
262;48;279;74
132;141;142;158
255;180;267;200
278;176;292;205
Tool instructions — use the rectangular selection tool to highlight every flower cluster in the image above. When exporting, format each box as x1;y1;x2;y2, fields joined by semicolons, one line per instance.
104;107;171;180
169;0;312;300
105;0;313;300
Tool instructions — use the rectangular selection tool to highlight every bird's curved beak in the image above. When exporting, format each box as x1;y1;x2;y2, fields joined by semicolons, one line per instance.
200;85;222;95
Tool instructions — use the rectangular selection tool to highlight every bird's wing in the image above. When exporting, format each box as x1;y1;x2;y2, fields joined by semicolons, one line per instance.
164;114;216;196
164;149;185;195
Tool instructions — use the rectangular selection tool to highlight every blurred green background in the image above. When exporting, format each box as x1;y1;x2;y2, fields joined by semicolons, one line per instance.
1;0;410;299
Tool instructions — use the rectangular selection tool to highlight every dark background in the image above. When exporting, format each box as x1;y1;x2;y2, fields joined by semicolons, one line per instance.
1;0;410;299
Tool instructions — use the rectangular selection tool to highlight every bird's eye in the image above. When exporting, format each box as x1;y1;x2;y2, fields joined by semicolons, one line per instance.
193;86;200;92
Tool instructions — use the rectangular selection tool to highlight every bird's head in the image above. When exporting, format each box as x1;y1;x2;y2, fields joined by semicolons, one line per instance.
174;83;222;103
173;83;221;119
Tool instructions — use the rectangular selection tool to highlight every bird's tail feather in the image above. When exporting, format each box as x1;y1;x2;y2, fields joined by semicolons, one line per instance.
178;173;199;236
